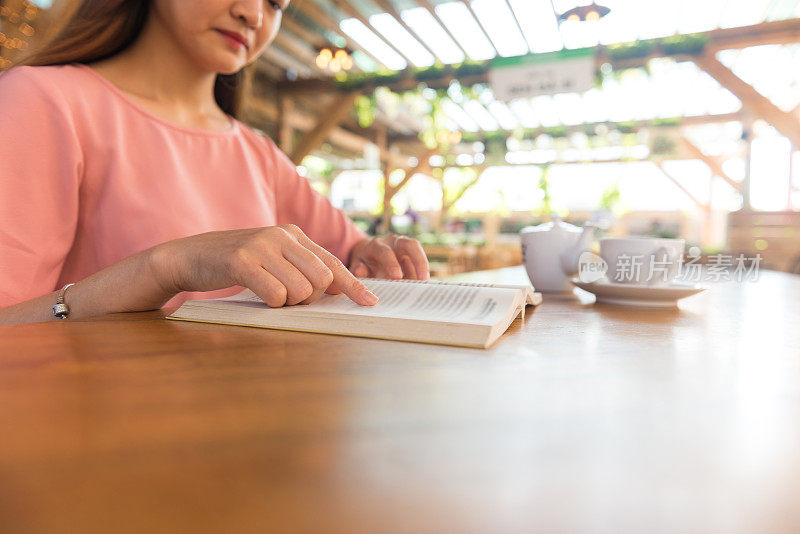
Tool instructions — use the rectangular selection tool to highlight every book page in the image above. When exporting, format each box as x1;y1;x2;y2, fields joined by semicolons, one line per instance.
221;279;522;326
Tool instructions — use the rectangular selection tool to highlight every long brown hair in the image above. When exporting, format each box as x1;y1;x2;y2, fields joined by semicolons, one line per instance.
13;0;254;118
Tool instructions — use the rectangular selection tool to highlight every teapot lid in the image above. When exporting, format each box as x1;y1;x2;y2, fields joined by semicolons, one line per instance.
520;215;582;234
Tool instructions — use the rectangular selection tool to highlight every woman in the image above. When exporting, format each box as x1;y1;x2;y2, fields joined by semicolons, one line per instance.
0;0;429;324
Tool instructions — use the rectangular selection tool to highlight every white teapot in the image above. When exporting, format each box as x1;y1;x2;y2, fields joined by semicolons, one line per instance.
520;216;595;292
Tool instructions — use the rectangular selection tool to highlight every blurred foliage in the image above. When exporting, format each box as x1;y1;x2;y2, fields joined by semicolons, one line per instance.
660;34;709;56
335;60;491;89
651;135;677;155
443;167;479;208
606;40;656;60
301;155;334;181
599;181;622;213
354;94;376;128
534;166;553;217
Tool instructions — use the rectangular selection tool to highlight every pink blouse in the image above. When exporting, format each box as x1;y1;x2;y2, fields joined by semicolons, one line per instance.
0;63;367;309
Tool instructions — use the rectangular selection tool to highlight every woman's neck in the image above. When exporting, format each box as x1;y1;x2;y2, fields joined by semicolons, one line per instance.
87;13;229;129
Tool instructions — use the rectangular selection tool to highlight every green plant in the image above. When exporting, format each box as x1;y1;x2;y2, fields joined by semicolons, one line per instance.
333;72;368;90
453;59;490;77
460;131;478;143
605;39;655;60
617;121;638;134
354;94;376;128
374;68;404;85
536;166;553;216
599;182;621;213
413;62;448;81
543;126;568;138
483;130;508;157
651;117;682;128
651;135;677;155
660;34;708;56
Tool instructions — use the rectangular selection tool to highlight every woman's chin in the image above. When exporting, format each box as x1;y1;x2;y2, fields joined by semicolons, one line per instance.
213;61;245;76
216;65;243;76
201;53;247;76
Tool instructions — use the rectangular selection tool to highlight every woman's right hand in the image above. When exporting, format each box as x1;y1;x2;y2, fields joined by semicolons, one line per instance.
150;225;379;307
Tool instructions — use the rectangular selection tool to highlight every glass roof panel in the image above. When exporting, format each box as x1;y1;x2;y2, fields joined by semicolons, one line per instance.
470;0;529;57
507;0;563;53
369;13;436;67
435;2;497;61
340;18;408;70
401;7;466;64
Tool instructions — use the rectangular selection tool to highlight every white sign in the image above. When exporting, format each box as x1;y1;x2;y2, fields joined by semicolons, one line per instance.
489;48;595;102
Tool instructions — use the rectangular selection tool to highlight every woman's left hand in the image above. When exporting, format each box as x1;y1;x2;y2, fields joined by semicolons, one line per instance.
348;235;430;280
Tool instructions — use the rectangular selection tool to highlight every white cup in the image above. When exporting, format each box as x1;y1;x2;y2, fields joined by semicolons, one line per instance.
599;237;685;285
521;229;572;292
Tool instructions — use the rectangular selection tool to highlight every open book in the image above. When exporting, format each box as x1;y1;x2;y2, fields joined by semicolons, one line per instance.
166;278;542;349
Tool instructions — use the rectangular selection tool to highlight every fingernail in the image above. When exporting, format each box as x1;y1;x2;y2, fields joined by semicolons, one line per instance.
361;290;378;305
391;267;403;278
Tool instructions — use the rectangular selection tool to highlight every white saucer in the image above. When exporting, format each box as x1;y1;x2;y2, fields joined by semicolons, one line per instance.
571;278;707;308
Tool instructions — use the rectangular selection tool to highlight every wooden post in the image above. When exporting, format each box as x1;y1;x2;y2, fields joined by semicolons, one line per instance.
377;126;392;235
742;120;753;210
277;94;294;154
378;143;438;235
289;92;357;165
788;142;795;211
658;163;713;247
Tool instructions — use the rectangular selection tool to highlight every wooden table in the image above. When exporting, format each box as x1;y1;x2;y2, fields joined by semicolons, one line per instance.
2;267;799;533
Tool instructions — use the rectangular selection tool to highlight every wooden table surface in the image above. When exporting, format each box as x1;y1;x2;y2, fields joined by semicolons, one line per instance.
2;267;799;534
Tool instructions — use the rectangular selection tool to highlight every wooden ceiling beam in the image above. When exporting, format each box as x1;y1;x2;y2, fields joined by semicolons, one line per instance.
261;44;316;78
248;97;413;168
280;15;329;50
273;32;317;67
385;112;747;144
388;146;439;196
704;18;800;52
255;93;421;163
290;92;359;163
692;50;800;147
277;69;489;95
294;89;422;135
658;163;710;210
596;19;800;69
276;19;800;95
679;136;743;193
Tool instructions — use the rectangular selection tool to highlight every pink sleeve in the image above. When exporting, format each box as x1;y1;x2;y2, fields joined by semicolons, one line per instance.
264;136;367;264
0;67;82;306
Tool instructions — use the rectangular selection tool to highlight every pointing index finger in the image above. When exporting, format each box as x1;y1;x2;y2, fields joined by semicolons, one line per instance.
296;234;379;306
